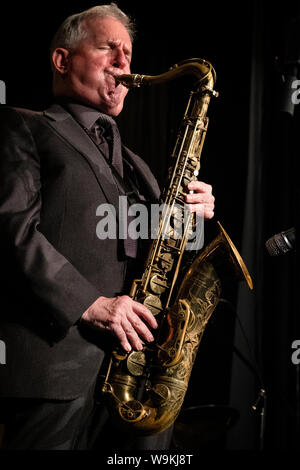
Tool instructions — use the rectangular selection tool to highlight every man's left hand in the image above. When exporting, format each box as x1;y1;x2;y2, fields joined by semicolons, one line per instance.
185;181;215;219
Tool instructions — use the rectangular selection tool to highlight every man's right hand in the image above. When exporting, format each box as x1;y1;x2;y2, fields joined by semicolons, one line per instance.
81;295;158;352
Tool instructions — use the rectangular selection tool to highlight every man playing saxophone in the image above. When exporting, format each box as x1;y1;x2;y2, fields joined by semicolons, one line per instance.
0;4;215;450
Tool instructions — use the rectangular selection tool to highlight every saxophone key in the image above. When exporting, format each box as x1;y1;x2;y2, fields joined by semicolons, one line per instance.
174;194;185;205
118;400;146;422
182;175;193;187
164;238;182;250
143;294;163;316
188;155;198;166
156;251;173;272
149;274;168;294
149;383;171;403
126;350;147;376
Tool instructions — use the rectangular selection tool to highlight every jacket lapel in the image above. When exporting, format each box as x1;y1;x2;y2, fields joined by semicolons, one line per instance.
43;103;120;211
122;145;161;202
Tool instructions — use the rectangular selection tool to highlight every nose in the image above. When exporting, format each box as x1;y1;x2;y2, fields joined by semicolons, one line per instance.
112;47;128;70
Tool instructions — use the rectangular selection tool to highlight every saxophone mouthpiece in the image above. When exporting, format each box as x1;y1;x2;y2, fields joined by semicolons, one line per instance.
115;74;145;88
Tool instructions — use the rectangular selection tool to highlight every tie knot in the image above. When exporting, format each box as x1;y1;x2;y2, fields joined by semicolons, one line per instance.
91;114;123;178
96;114;116;132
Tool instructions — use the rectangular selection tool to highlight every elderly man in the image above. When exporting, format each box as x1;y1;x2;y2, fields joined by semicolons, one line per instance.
0;4;214;450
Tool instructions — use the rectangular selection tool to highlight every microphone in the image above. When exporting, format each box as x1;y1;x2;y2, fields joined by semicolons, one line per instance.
265;228;296;256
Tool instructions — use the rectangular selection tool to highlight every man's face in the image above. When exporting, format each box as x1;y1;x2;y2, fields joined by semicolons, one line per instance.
58;16;132;116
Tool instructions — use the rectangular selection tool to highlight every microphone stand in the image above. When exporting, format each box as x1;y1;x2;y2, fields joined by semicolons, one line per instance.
252;388;267;450
222;300;267;450
232;344;267;450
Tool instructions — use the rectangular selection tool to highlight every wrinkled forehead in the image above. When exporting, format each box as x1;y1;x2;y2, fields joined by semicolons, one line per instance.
82;16;132;48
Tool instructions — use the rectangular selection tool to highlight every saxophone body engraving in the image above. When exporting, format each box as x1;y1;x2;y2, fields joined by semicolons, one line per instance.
102;59;253;435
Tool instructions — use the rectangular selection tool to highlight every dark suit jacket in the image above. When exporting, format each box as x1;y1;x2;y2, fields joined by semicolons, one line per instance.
0;103;160;399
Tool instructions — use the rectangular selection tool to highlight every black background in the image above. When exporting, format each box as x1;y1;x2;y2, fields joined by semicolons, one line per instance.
0;0;299;451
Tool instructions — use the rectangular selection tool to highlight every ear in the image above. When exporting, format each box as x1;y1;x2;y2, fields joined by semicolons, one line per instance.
52;48;70;74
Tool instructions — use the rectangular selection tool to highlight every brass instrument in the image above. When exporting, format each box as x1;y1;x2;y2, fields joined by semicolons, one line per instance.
102;58;253;435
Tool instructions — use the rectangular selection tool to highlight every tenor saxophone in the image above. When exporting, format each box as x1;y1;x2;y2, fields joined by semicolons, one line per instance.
102;58;253;435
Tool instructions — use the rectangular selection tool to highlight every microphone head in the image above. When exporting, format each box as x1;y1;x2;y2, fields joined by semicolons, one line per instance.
265;229;295;256
265;235;287;256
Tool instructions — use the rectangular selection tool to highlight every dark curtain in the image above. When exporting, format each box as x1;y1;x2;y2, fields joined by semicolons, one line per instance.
228;1;299;450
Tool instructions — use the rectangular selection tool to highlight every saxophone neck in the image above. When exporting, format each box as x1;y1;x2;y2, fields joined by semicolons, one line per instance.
116;58;217;93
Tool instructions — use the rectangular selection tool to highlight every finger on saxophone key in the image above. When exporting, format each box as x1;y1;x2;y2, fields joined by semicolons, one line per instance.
80;295;157;352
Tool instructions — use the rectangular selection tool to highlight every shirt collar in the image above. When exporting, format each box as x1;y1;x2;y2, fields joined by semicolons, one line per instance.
55;97;115;130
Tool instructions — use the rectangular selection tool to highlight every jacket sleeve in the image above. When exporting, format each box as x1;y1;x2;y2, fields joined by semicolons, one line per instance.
0;106;101;337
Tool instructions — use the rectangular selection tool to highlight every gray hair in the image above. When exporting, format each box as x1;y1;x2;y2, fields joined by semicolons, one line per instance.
50;3;135;59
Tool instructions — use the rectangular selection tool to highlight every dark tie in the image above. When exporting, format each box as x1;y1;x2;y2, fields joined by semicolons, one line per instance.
89;115;137;259
90;115;124;178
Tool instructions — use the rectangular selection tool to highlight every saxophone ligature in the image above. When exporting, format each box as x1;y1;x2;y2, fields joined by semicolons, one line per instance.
102;58;253;436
